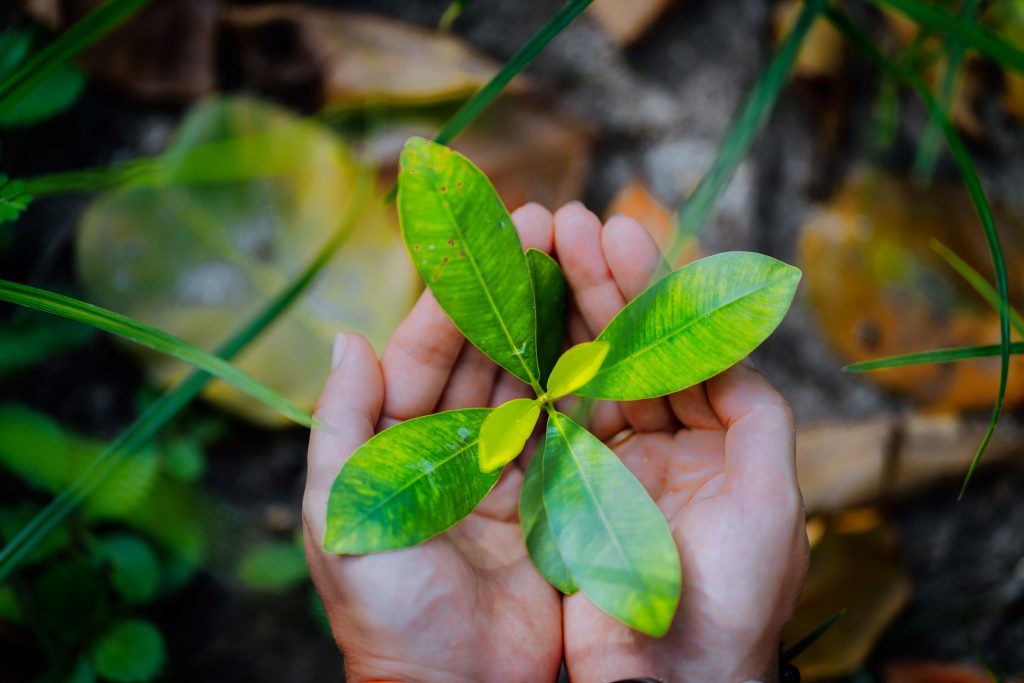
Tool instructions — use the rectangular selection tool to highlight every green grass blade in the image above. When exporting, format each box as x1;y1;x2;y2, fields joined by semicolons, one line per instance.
912;0;978;181
844;342;1024;372
0;280;315;429
0;170;373;585
871;0;1024;73
0;0;152;118
828;7;1011;499
434;0;591;146
783;608;846;662
672;0;828;253
932;240;1024;336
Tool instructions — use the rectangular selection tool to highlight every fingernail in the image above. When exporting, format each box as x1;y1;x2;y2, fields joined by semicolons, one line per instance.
331;333;349;370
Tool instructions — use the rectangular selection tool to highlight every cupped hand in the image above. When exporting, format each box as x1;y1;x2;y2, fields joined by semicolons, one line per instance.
302;204;563;683
551;203;809;683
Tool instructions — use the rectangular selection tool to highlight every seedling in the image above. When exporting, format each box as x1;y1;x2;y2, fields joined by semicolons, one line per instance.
323;137;801;637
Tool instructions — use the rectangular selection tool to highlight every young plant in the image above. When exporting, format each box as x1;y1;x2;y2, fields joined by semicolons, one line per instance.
323;137;801;637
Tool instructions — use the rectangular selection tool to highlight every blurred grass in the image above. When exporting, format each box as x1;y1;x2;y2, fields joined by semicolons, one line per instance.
827;6;1011;499
0;0;152;118
0;169;373;584
671;0;829;254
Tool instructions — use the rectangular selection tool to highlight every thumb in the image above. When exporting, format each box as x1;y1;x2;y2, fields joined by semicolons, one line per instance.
303;333;384;541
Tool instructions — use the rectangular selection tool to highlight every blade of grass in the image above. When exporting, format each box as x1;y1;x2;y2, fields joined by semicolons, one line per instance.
384;0;593;203
932;240;1024;336
0;169;373;585
782;608;846;662
871;0;1024;73
912;0;978;181
0;280;316;429
671;0;828;254
827;7;1011;499
844;342;1024;371
0;0;152;118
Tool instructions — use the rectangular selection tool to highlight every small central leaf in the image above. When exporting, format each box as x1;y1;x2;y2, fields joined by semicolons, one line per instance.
546;341;610;399
479;398;540;472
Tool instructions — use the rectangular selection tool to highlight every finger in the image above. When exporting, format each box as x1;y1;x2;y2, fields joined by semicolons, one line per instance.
553;201;625;334
379;289;464;424
491;369;534;407
668;383;724;430
304;333;384;538
436;344;498;411
511;202;554;253
601;214;676;433
706;364;797;494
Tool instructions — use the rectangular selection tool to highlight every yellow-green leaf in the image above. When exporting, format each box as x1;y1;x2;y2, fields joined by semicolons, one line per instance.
325;409;498;553
542;410;681;636
546;341;610;400
478;398;541;473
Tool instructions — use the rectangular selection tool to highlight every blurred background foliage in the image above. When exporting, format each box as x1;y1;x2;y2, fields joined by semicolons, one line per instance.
2;0;1024;681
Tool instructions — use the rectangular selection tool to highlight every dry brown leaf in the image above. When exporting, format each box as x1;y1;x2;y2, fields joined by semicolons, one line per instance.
22;0;217;102
774;0;845;79
226;6;525;110
604;181;700;266
785;512;912;681
588;0;678;45
797;413;1022;514
799;169;1024;411
366;99;590;211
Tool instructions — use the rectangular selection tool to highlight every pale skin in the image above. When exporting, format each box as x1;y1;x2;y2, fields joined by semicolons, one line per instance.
303;202;809;683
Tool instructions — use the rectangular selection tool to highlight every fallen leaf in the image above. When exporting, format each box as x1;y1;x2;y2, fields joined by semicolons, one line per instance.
366;99;590;211
774;0;845;79
76;97;419;426
784;512;912;681
22;0;218;102
226;5;525;111
799;169;1024;411
604;181;700;266
589;0;678;45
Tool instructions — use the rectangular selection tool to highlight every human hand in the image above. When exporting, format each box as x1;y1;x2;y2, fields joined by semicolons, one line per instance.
551;203;809;683
302;204;564;683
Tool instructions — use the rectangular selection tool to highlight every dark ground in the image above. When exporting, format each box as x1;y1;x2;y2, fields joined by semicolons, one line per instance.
2;0;1023;680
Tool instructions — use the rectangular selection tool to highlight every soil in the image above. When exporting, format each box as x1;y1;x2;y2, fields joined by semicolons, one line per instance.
2;0;1023;681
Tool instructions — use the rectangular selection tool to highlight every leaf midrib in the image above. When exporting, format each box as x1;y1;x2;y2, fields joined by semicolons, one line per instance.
435;188;539;389
548;412;643;590
335;437;481;537
594;275;789;379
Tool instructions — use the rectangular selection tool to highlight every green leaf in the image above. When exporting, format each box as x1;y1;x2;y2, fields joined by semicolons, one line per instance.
932;240;1024;336
398;137;541;388
0;29;85;128
673;0;828;249
826;7;1011;500
325;409;499;553
542;410;680;636
479;398;541;473
90;620;166;683
519;431;577;594
238;540;308;591
0;279;317;428
0;0;150;119
579;252;800;400
527;249;568;384
546;341;609;400
0;168;372;585
0;174;32;225
94;534;161;604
